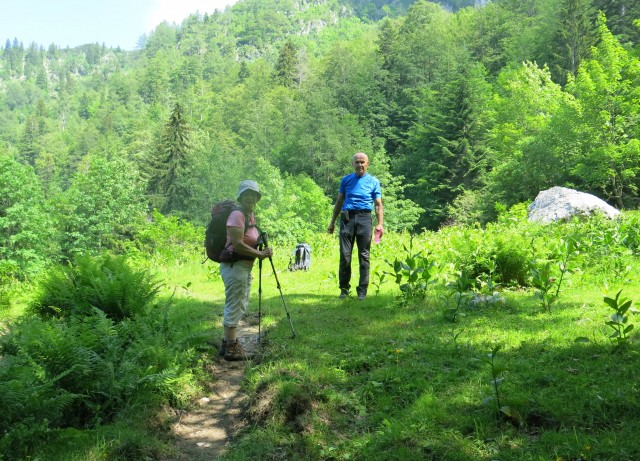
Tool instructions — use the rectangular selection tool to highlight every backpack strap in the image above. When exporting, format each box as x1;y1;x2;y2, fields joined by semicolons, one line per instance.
227;207;262;263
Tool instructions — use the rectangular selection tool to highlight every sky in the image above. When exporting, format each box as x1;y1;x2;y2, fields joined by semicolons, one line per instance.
1;0;240;50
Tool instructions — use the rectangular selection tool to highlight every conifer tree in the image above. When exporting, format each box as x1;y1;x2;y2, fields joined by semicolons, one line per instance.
18;116;41;167
400;63;491;229
273;39;299;87
146;103;193;214
593;0;640;45
548;0;596;85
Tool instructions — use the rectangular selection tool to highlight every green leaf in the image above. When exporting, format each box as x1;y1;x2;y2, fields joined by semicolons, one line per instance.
603;296;617;309
500;406;514;417
481;396;495;406
610;313;626;324
619;300;632;312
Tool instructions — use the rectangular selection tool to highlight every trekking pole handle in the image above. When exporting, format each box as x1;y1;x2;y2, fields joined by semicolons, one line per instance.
257;231;269;248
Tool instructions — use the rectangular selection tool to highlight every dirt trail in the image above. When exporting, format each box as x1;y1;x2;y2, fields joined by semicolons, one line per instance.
162;322;260;461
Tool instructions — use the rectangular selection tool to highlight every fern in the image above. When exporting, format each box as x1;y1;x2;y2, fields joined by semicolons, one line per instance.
29;253;162;321
0;266;199;458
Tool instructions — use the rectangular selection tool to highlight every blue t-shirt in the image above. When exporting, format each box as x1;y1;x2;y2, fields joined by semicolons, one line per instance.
339;173;382;211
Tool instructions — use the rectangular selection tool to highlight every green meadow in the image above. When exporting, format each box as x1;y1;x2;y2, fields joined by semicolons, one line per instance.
2;209;640;460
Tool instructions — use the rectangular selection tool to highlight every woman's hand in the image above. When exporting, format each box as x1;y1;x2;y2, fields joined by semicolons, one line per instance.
258;247;273;260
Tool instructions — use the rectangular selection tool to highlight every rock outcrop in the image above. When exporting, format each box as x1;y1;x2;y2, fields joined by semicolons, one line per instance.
528;186;620;223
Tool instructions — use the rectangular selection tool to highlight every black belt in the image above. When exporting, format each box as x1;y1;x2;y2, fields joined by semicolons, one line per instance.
348;209;371;217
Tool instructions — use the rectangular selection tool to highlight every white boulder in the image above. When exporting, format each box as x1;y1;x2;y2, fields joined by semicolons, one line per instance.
528;186;620;224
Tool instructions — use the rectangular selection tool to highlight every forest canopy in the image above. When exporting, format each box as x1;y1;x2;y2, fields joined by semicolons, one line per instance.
1;0;640;277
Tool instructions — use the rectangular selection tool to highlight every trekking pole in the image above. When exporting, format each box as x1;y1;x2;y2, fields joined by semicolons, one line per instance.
259;231;297;339
258;253;263;342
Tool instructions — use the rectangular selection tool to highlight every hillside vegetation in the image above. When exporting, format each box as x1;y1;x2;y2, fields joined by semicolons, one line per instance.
2;0;640;281
2;0;640;459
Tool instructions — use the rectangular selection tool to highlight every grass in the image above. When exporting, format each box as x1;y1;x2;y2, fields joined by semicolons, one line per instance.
3;216;640;460
157;232;640;461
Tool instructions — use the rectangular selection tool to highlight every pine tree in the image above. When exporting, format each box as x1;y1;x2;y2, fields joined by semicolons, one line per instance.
273;39;299;87
548;0;597;85
146;103;193;214
593;0;640;45
400;63;491;229
18;116;41;166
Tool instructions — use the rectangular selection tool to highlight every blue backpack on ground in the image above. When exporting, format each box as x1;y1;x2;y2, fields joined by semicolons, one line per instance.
289;243;311;271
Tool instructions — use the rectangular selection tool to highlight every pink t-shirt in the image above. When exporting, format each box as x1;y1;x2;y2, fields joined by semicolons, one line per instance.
224;209;259;254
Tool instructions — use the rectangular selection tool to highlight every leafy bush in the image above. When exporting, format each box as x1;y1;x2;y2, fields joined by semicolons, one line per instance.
129;209;202;264
56;157;147;258
0;261;20;311
618;211;640;253
29;253;162;321
493;235;532;286
252;162;333;243
437;225;491;281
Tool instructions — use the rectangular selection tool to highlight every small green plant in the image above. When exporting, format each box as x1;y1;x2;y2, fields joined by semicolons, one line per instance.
530;238;580;312
450;327;465;354
530;262;557;312
551;237;579;290
370;268;387;296
477;345;516;422
476;257;501;294
385;244;437;302
442;270;472;322
604;290;638;350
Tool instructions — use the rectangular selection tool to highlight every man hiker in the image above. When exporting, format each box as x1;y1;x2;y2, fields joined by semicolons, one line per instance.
328;152;384;301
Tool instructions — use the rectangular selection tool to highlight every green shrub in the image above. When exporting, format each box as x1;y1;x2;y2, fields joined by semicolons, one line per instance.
128;209;201;264
618;211;640;253
494;235;532;286
0;304;199;459
30;253;160;321
0;155;56;279
0;261;19;310
29;253;162;321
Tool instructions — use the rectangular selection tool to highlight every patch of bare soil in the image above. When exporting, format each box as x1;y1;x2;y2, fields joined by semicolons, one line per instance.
161;321;261;461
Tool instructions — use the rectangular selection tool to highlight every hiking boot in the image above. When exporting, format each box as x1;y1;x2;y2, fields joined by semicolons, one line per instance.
218;339;227;357
224;339;254;361
339;290;349;299
357;294;366;301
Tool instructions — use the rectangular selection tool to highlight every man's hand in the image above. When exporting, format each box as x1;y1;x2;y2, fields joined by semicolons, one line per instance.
374;225;384;243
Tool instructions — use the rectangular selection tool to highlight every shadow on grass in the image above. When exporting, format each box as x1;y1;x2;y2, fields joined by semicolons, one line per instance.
159;287;640;460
